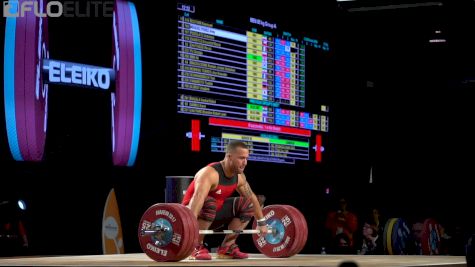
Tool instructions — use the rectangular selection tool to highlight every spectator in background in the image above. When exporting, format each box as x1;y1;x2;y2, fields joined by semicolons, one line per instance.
333;232;352;254
325;197;358;254
370;208;383;234
360;214;383;255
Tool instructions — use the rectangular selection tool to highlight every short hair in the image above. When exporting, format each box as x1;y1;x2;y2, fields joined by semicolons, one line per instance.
226;140;248;154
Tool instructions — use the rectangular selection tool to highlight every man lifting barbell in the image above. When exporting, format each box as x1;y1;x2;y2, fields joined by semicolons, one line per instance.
137;140;307;262
181;140;268;260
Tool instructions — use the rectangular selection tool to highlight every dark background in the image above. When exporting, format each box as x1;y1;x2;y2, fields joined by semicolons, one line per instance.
1;0;474;256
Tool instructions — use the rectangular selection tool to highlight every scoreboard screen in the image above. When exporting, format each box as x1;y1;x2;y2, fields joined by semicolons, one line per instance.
176;2;332;164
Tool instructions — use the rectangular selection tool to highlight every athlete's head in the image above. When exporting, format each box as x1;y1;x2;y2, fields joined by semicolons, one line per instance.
225;140;249;174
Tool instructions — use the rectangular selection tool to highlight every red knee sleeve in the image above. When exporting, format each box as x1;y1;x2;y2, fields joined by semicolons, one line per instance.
234;197;254;222
198;196;217;221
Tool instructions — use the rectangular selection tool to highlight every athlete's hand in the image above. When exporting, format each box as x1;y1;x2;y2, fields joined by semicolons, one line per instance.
257;224;269;236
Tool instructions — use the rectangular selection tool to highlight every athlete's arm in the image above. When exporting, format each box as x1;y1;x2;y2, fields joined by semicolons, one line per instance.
188;167;218;218
236;173;266;223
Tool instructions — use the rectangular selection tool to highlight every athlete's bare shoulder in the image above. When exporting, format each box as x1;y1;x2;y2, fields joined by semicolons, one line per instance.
194;164;219;187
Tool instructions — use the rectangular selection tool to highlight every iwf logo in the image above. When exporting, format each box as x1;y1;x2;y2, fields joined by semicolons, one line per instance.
3;0;114;17
3;0;62;17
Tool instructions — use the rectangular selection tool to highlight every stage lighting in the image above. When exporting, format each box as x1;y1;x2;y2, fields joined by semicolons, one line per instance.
0;199;29;256
17;200;26;211
0;199;26;216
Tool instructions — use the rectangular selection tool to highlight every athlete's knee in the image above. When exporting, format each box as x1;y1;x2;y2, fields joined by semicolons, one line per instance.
198;196;217;222
234;197;255;222
256;194;266;207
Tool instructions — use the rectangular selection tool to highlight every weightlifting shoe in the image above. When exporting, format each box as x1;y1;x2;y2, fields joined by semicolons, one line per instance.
189;244;212;260
217;243;249;259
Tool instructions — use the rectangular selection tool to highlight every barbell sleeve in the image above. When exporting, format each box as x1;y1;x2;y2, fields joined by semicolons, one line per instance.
141;229;169;235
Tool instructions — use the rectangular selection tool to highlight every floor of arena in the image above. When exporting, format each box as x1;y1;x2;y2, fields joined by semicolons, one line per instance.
0;253;467;266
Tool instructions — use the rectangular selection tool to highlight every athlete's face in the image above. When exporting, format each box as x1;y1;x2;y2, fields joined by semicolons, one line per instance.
228;147;249;174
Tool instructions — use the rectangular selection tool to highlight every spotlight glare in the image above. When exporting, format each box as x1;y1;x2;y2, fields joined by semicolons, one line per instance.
18;200;26;210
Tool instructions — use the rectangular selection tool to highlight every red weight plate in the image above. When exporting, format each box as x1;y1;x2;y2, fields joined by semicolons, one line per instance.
168;203;191;260
176;204;199;260
252;205;299;257
138;203;191;262
285;205;308;256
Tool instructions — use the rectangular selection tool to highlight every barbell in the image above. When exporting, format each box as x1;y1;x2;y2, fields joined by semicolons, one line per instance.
138;203;308;262
141;228;277;236
3;0;141;166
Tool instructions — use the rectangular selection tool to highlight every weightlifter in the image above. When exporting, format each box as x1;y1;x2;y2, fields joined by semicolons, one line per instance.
182;140;267;260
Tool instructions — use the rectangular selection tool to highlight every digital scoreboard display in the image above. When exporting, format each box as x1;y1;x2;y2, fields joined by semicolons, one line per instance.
176;2;331;164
